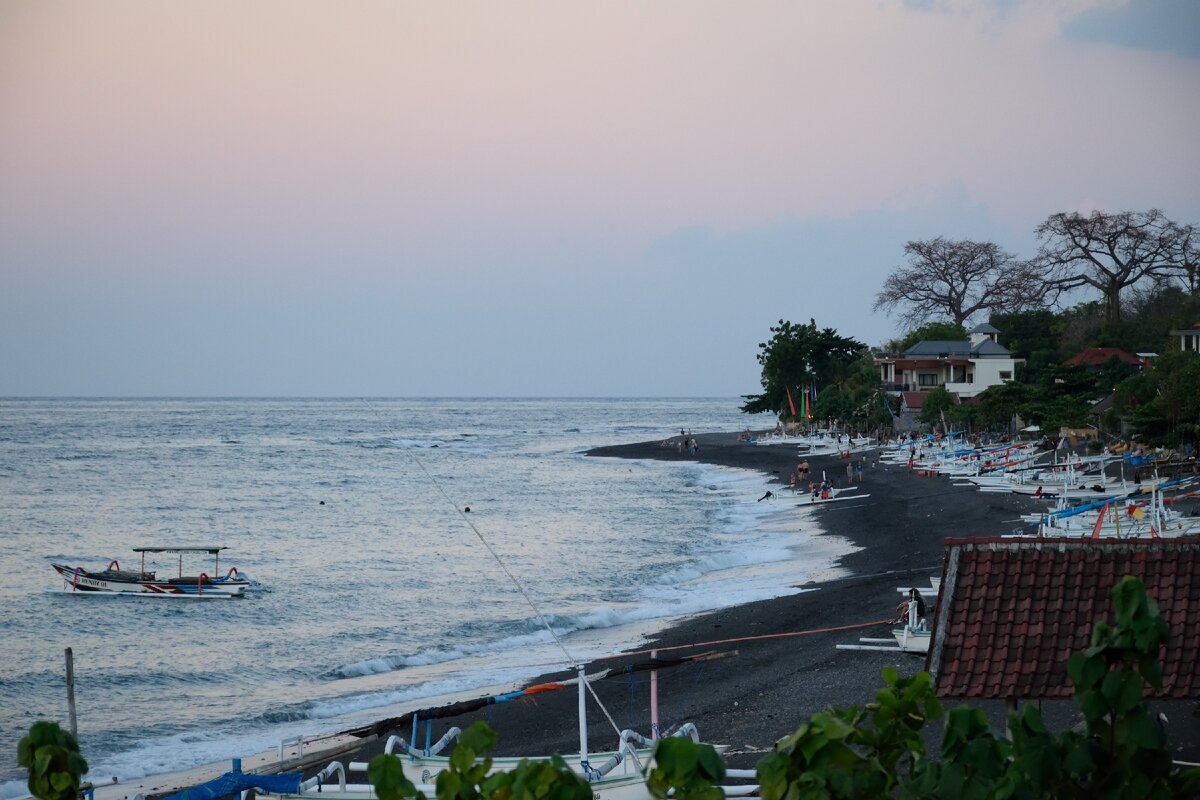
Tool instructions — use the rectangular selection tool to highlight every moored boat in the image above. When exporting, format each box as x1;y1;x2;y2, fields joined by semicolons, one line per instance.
50;546;255;597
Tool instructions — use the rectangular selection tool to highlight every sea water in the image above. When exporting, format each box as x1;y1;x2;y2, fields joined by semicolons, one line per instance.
0;398;850;797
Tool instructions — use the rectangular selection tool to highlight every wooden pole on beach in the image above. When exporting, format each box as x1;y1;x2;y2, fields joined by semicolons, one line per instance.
65;648;78;738
650;650;659;739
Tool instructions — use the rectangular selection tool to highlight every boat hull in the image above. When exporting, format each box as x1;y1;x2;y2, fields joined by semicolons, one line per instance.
51;563;249;597
891;628;931;653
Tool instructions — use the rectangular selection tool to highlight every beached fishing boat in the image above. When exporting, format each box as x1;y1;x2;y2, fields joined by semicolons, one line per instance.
50;546;255;597
257;667;743;800
836;584;933;655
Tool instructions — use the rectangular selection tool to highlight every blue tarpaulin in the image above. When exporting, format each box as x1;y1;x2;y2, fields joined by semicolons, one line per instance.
163;769;302;800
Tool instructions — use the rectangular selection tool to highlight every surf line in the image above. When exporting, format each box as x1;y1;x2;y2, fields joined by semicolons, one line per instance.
358;400;632;751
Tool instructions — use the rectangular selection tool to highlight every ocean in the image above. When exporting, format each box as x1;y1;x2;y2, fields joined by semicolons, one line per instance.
0;398;850;797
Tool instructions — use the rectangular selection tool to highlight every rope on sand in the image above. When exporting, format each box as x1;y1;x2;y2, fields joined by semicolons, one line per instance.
607;619;895;659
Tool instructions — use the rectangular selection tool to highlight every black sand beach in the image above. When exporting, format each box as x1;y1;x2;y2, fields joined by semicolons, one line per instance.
336;433;1200;772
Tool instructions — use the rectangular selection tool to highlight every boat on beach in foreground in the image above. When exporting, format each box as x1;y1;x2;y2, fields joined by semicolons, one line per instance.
50;546;255;597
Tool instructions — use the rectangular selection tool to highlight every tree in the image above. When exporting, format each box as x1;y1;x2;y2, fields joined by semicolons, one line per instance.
741;320;866;416
991;309;1065;380
874;238;1047;331
1034;209;1192;322
882;322;969;353
918;386;955;429
975;382;1028;432
1115;350;1200;447
1177;223;1199;294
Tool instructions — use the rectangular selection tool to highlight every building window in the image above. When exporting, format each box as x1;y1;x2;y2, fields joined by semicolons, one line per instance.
999;371;1012;381
918;374;938;387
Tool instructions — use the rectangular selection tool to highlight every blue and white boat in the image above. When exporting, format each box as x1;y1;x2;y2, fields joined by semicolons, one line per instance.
51;546;254;598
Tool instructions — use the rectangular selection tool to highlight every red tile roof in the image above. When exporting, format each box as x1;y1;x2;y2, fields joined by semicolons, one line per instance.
1065;347;1144;367
901;391;961;412
927;537;1200;700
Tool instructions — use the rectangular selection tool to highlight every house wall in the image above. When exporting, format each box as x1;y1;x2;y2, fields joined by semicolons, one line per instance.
969;358;1016;394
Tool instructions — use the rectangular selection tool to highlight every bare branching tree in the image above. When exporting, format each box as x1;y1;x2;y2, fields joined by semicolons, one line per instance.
1173;223;1199;295
873;237;1048;331
1033;209;1192;322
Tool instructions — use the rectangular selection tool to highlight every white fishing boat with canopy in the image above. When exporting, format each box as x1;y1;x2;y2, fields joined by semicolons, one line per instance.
50;546;257;597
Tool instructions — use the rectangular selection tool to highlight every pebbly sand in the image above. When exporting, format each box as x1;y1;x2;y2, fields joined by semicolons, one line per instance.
331;432;1200;773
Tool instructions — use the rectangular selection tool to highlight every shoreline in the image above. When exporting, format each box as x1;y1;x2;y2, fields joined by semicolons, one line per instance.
347;431;1200;766
90;431;1200;799
298;432;1048;767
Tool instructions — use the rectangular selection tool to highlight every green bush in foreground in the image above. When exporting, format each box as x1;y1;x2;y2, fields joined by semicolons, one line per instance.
18;721;88;800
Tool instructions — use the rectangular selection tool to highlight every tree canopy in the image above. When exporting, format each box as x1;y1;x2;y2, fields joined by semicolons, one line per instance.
1115;350;1200;446
884;322;969;353
873;238;1048;331
1034;209;1193;322
741;319;866;416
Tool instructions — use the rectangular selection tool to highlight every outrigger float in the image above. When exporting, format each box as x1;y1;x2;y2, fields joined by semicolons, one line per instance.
50;546;257;598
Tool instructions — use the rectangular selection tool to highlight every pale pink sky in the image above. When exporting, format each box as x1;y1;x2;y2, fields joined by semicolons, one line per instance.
2;1;1197;395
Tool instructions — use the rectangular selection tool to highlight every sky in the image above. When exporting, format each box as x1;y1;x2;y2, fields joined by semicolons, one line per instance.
2;0;1198;397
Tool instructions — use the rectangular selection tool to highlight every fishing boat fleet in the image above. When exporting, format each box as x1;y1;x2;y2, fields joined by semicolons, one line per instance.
834;432;1198;655
879;432;1200;539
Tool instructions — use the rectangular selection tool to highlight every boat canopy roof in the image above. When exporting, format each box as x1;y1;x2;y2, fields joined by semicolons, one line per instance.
132;546;227;554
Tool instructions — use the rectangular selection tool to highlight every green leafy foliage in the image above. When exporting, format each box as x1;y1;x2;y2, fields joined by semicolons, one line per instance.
482;755;592;800
368;753;421;800
646;737;726;800
17;721;88;800
384;721;592;800
758;668;941;800
887;323;969;354
1115;351;1200;446
435;722;499;800
741;320;866;416
917;387;955;426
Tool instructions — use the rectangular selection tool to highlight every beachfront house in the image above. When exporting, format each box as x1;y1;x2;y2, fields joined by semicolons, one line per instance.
875;323;1023;400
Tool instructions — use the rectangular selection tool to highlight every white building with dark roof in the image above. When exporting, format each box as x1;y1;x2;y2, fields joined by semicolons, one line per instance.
875;323;1023;399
